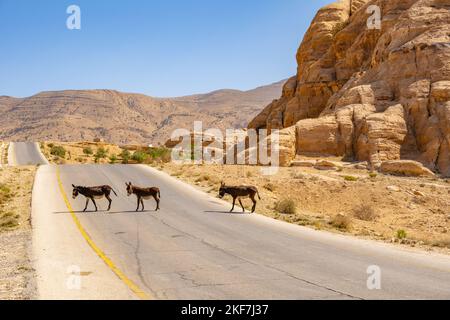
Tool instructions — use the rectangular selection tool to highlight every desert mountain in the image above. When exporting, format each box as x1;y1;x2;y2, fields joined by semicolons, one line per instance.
0;80;284;145
249;0;450;176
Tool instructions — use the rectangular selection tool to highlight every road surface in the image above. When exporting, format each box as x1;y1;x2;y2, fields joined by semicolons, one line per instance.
9;142;450;299
8;142;49;166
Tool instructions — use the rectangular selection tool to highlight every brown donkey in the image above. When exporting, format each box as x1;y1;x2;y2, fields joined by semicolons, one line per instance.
126;182;160;212
72;185;117;212
218;182;261;213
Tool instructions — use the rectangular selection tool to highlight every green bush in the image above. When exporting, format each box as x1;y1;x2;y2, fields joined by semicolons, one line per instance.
94;147;108;163
50;145;66;158
397;230;407;240
120;150;131;164
147;147;171;163
132;151;148;163
109;154;118;164
83;147;93;155
344;175;358;182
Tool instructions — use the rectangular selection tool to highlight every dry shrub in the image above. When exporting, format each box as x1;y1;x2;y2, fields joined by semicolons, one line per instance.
195;175;210;183
275;199;297;215
353;204;377;221
264;183;276;192
331;214;352;231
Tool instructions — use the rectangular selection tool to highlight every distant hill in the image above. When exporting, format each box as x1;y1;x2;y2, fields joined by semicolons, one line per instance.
0;80;285;145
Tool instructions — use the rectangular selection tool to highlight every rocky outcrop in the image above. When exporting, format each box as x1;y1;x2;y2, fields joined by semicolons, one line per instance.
249;0;450;176
380;160;435;177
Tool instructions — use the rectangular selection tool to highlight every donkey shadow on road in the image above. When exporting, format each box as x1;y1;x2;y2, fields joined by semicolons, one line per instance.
52;210;154;215
203;210;251;215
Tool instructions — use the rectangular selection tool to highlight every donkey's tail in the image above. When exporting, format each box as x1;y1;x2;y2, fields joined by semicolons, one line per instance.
111;188;118;197
256;188;261;200
158;189;161;199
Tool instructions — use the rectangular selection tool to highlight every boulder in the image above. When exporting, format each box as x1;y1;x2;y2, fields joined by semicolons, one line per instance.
380;160;435;177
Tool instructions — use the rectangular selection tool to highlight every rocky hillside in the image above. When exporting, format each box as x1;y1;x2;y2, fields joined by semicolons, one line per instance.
0;80;284;145
249;0;450;176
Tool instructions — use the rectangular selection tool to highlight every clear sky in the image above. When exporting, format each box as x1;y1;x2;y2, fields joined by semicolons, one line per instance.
0;0;332;98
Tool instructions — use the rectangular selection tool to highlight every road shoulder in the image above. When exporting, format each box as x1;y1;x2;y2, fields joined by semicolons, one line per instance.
0;166;37;299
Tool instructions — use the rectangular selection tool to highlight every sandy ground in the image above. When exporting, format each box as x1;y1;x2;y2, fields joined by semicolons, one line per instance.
158;161;450;254
0;166;37;299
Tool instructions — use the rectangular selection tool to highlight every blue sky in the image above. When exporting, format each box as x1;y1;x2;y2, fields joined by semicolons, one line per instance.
0;0;332;97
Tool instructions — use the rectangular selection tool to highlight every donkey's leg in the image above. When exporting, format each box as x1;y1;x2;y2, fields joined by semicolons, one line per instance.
105;195;112;211
141;199;145;212
83;198;89;212
230;197;236;212
238;198;245;212
91;198;98;212
136;197;141;212
250;194;257;213
153;195;160;211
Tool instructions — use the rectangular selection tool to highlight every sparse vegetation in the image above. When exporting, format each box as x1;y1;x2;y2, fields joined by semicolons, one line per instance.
344;175;358;182
146;147;171;163
50;145;66;158
94;147;108;163
195;174;211;183
274;199;297;215
264;183;276;192
331;214;352;231
131;151;148;164
83;147;93;156
109;154;118;164
120;149;131;164
369;172;378;178
397;229;407;240
353;204;377;221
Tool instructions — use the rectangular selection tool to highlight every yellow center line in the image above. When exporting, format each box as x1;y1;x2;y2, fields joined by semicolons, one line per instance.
56;166;152;300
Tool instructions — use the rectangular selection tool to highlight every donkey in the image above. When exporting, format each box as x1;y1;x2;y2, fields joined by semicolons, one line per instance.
72;185;117;212
126;182;161;212
218;182;261;213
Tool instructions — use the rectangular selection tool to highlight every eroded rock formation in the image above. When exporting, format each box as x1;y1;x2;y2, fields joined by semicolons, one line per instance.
249;0;450;176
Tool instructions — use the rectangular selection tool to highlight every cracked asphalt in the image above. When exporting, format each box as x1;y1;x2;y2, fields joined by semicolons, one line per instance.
27;162;450;300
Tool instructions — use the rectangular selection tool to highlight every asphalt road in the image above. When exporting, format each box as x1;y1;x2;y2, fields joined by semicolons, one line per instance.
8;142;49;166
30;162;450;300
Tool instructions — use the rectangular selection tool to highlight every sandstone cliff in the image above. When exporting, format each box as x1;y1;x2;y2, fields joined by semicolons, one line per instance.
249;0;450;176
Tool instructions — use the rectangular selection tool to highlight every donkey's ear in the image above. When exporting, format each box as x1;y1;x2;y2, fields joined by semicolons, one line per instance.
72;184;76;188
220;181;225;186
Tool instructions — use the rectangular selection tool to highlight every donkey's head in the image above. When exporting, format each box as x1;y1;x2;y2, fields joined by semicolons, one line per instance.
125;182;133;196
218;182;226;198
72;185;79;199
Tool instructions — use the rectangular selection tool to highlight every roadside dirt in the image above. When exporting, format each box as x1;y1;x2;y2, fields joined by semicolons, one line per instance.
0;166;36;299
158;161;450;254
